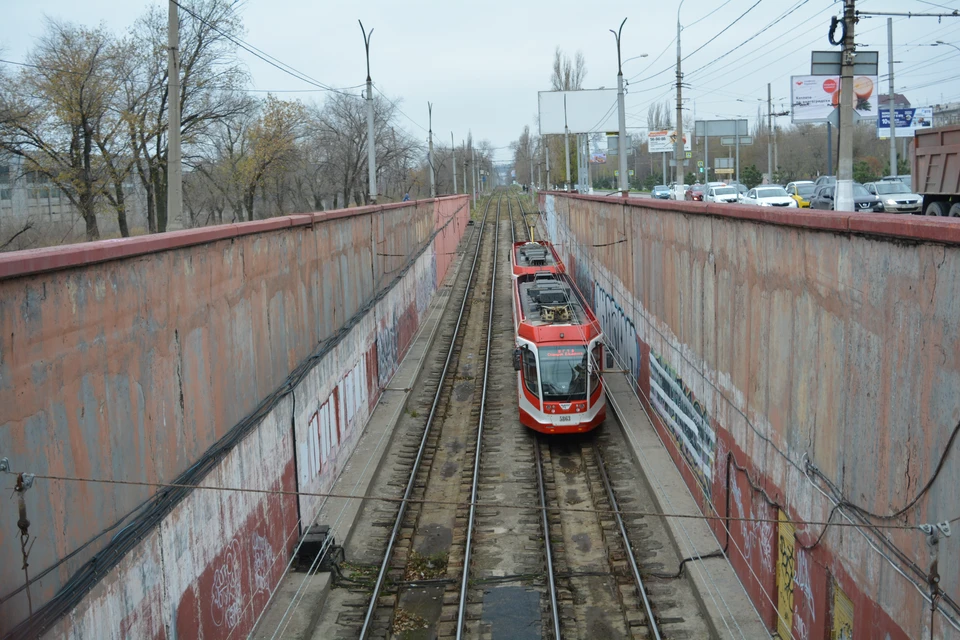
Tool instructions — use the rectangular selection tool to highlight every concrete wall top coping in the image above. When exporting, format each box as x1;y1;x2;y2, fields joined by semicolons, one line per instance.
548;191;960;246
0;196;459;281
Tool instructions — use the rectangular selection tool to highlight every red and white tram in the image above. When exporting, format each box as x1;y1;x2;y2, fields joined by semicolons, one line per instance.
511;240;606;434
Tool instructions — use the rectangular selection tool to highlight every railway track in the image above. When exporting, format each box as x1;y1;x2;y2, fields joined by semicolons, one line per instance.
308;188;710;639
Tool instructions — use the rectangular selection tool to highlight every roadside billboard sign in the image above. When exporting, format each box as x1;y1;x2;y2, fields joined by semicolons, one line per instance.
878;107;934;138
649;130;692;153
791;75;879;122
537;89;619;134
590;150;607;164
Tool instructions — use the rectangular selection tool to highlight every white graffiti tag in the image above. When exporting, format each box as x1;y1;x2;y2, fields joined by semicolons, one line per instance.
730;471;773;570
252;532;274;594
793;547;815;620
210;539;243;629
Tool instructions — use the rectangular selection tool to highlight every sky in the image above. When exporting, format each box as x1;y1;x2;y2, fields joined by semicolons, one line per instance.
3;0;960;164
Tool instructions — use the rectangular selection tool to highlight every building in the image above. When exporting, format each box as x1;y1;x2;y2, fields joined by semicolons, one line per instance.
0;155;150;251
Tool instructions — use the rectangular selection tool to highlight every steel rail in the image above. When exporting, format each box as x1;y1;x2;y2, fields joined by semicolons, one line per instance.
593;442;662;640
534;439;562;640
358;191;497;640
513;191;562;639
454;191;503;638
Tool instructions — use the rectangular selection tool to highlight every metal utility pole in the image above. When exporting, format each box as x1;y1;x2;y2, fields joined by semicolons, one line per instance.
611;17;629;196
827;122;833;175
545;143;551;189
836;0;856;212
463;139;468;196
167;0;182;227
360;22;377;204
564;95;571;190
887;18;898;176
451;132;457;194
471;144;477;208
767;83;773;183
428;103;435;198
675;0;687;185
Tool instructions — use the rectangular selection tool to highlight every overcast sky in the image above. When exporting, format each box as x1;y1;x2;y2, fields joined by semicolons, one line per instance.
3;0;960;163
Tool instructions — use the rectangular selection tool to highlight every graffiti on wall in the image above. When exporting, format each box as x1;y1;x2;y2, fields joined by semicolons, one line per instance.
649;349;716;495
210;539;243;629
777;510;796;638
728;449;774;572
593;282;641;381
298;357;369;490
252;532;274;594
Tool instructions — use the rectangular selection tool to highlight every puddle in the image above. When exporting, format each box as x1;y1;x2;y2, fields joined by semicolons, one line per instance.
441;460;459;479
566;488;583;505
571;532;592;553
481;586;541;639
454;380;474;401
416;523;453;557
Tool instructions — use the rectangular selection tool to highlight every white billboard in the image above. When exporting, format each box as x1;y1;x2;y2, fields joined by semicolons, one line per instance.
878;107;933;138
648;130;692;154
538;89;619;134
791;75;879;122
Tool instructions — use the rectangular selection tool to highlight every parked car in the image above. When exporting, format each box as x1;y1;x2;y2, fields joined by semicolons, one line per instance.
809;183;884;212
706;181;727;190
785;181;817;208
814;175;837;189
725;181;748;199
705;186;739;203
669;183;689;200
684;184;706;201
882;174;912;187
651;185;671;199
740;186;798;207
863;181;922;213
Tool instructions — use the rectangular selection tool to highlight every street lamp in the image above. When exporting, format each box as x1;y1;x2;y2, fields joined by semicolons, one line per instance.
611;18;629;195
936;40;960;55
675;0;687;186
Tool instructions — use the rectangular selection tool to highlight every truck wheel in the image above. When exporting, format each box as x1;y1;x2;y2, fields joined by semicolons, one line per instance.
925;201;949;216
950;203;960;217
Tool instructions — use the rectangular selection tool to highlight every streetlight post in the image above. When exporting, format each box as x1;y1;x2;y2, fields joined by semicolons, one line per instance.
675;0;687;187
359;21;376;204
611;18;629;196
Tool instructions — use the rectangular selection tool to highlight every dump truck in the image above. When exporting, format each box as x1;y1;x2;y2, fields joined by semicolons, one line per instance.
913;124;960;217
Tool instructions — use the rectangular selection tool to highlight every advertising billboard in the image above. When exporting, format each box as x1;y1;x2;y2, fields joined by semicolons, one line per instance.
878;107;933;138
648;130;691;154
590;150;607;164
791;75;879;122
537;89;619;134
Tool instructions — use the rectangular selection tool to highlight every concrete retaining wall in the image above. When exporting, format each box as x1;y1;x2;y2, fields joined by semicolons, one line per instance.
540;193;960;639
0;195;469;637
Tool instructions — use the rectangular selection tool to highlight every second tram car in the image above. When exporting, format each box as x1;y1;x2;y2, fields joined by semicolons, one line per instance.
511;240;605;433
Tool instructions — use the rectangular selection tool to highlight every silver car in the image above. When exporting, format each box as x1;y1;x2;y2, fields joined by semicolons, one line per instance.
863;181;922;213
705;186;739;203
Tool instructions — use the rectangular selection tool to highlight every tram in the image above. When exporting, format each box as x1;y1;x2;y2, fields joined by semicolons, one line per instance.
511;240;605;434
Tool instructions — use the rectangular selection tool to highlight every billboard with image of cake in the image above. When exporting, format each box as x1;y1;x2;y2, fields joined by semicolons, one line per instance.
790;75;878;122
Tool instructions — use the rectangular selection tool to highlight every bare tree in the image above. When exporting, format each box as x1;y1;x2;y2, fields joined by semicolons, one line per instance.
123;0;249;233
551;48;587;91
0;20;118;240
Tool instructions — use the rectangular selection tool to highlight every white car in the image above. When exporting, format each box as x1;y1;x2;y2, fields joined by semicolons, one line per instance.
669;183;689;200
740;186;798;208
705;186;740;203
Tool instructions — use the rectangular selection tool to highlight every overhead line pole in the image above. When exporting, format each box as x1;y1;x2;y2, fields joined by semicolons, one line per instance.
887;18;898;177
675;0;687;186
452;132;457;194
360;22;376;204
612;17;629;197
767;83;773;183
428;103;435;198
836;0;856;212
167;0;182;228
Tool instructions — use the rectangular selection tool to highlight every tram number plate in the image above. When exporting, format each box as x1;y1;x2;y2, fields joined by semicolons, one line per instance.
557;415;572;423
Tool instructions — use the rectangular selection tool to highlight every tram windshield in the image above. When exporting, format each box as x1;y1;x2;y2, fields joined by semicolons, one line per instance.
538;346;588;401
